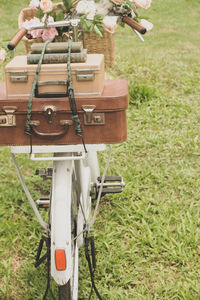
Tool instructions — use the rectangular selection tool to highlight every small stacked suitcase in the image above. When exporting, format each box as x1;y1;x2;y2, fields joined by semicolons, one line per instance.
0;42;129;146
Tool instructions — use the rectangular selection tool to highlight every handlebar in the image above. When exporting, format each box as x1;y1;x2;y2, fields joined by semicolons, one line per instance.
8;27;28;50
7;19;80;50
7;17;146;50
122;16;146;34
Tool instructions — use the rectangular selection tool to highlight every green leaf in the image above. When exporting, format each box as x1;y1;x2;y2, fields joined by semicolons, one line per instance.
80;14;104;36
35;9;44;20
80;17;94;33
55;12;65;22
57;4;65;11
49;10;56;20
63;0;72;12
86;22;94;33
94;14;104;23
93;24;103;37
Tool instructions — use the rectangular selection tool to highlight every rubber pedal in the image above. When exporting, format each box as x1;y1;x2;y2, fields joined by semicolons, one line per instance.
97;176;122;182
101;187;122;194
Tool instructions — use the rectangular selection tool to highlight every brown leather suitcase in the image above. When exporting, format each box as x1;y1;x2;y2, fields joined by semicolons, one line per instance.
5;54;105;99
0;80;128;146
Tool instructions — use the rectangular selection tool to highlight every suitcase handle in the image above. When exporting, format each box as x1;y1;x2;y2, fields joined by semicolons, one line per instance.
34;82;68;98
31;122;70;139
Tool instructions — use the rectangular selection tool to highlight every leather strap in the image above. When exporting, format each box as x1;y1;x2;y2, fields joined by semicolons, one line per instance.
25;41;50;136
67;40;87;152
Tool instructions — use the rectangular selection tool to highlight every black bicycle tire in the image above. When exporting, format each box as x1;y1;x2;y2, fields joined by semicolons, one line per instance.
58;281;71;300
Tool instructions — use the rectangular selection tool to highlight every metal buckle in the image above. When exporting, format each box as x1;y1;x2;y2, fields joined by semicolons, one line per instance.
81;105;105;125
0;106;17;127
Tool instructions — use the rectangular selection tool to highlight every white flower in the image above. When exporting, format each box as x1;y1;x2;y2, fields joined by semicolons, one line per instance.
40;0;53;13
140;19;153;31
76;0;96;15
0;49;6;64
132;0;152;9
95;0;113;15
23;16;42;28
103;16;118;33
29;0;40;9
76;0;96;20
87;11;96;20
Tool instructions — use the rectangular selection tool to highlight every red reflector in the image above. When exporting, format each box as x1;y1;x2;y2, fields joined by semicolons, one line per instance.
55;249;66;271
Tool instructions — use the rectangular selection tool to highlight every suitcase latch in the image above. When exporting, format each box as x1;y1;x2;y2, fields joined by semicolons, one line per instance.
43;105;56;123
0;106;17;127
82;105;105;125
76;70;94;81
9;71;28;82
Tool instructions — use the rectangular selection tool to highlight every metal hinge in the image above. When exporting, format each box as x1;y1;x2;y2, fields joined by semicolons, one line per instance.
82;105;105;125
0;106;17;127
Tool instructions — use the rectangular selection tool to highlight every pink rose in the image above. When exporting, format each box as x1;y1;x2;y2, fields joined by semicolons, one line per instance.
0;49;6;64
40;0;53;13
29;0;40;9
42;28;59;42
41;16;58;41
140;19;153;32
23;17;43;38
30;28;43;39
132;0;152;9
42;15;54;23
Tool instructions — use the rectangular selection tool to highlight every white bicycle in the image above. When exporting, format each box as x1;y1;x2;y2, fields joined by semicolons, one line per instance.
11;144;124;299
7;14;146;299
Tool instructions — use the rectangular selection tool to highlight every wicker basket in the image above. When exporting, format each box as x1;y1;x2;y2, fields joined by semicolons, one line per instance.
83;31;115;68
18;6;116;68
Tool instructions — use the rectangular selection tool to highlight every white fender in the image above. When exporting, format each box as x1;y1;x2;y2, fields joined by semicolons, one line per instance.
50;157;73;285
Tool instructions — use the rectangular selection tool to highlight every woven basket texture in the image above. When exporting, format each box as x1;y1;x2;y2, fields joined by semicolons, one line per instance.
83;31;115;68
18;5;115;68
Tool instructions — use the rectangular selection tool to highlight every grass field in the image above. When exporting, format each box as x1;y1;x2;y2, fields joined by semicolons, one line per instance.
1;0;200;299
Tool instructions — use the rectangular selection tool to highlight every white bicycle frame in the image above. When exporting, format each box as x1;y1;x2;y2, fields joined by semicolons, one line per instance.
10;144;107;298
